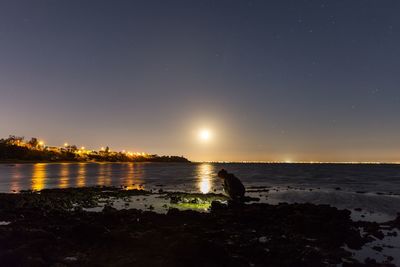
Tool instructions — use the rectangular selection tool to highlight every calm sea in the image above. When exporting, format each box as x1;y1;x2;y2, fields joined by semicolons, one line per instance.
1;162;400;216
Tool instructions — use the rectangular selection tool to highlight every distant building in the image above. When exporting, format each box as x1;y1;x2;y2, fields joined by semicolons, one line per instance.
46;146;60;152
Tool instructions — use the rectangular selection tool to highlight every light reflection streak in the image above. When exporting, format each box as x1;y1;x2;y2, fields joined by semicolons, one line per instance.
124;163;145;190
105;164;112;186
32;163;47;191
76;163;86;187
10;165;21;193
98;163;112;186
197;163;214;194
98;163;107;186
59;163;70;188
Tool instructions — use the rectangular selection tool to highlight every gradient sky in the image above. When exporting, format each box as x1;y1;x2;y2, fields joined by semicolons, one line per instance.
0;0;399;162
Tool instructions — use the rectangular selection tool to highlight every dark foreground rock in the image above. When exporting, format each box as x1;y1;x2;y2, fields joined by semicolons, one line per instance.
0;188;398;267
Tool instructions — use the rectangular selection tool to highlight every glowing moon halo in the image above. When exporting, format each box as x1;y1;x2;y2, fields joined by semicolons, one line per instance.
199;129;211;141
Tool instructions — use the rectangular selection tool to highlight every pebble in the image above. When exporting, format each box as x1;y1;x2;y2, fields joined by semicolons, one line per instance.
64;256;78;262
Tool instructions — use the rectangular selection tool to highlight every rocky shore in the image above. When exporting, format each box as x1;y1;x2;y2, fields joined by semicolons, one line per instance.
0;187;398;266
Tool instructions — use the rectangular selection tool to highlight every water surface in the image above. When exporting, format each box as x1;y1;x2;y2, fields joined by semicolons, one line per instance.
1;162;400;216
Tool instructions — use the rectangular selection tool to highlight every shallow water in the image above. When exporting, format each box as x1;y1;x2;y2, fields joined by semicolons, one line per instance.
1;162;400;216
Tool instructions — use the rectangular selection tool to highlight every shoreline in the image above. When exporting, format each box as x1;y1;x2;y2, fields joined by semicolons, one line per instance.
0;160;192;164
2;160;400;166
0;187;398;266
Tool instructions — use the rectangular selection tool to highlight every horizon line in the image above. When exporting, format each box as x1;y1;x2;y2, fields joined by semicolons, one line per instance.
194;161;400;165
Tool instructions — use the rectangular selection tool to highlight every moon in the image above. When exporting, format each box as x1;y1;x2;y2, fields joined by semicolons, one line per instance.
199;129;211;141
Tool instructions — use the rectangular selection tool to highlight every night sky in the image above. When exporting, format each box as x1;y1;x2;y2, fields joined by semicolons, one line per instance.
0;1;399;162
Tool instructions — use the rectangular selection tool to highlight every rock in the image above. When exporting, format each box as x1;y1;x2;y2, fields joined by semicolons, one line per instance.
387;256;394;262
387;231;397;237
372;246;383;252
0;187;395;266
103;205;117;213
63;256;78;262
373;231;385;240
210;201;227;212
165;234;233;267
166;208;180;216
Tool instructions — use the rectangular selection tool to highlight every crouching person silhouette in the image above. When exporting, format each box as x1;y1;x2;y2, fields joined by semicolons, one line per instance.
218;169;245;201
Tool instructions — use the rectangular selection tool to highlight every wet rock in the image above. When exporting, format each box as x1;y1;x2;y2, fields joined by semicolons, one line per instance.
63;256;78;262
165;234;233;267
373;231;384;240
103;205;117;213
168;192;228;205
210;201;227;211
372;246;383;252
387;231;397;237
243;196;260;202
70;222;108;243
166;208;180;216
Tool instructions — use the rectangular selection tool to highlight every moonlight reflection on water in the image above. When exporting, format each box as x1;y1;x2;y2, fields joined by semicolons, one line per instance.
32;163;46;191
197;163;214;194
